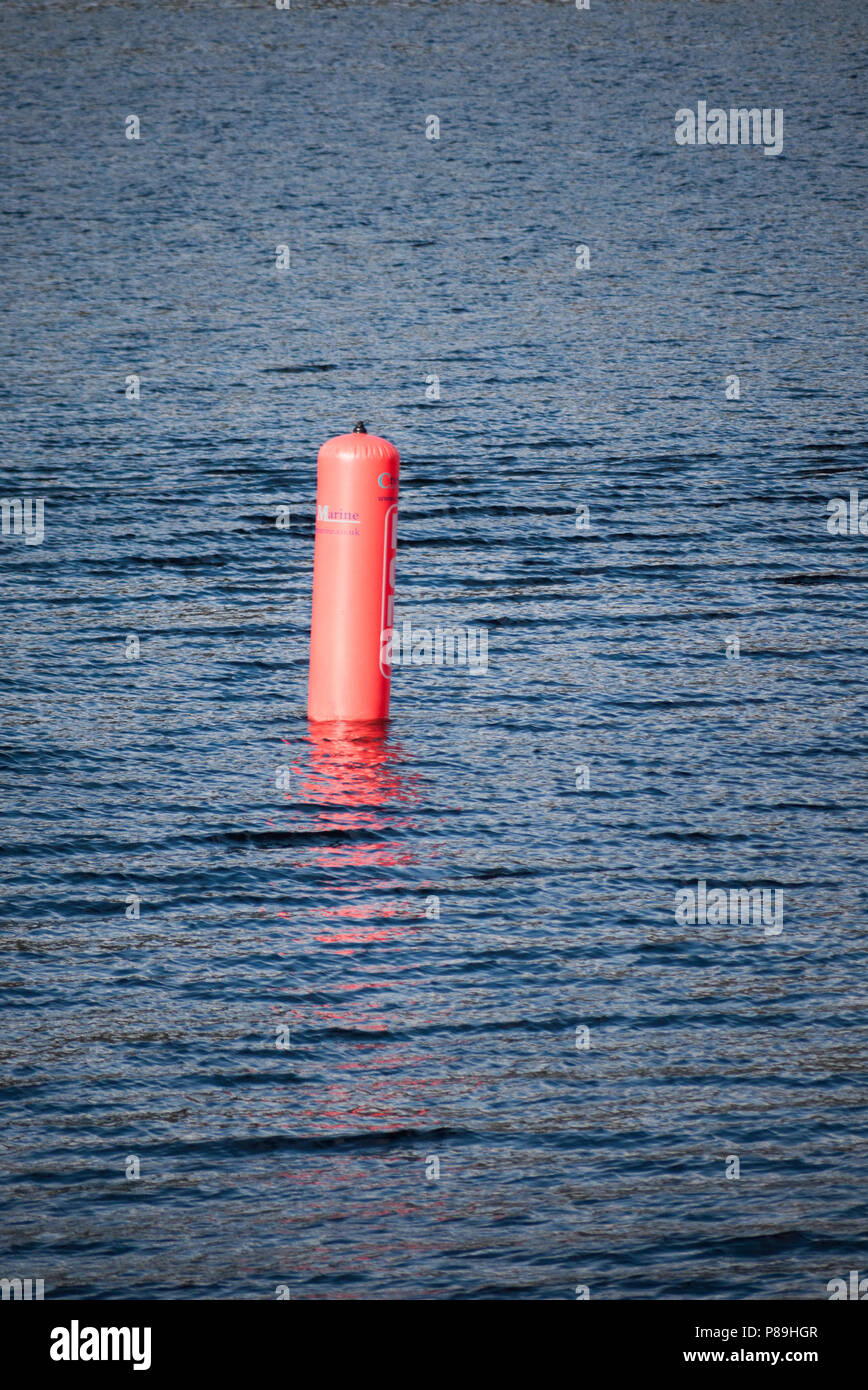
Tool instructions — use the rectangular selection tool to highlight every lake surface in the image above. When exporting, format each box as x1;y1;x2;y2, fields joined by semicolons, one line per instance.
1;0;866;1299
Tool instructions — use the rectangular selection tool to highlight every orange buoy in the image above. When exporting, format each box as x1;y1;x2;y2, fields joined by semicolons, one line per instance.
307;423;400;722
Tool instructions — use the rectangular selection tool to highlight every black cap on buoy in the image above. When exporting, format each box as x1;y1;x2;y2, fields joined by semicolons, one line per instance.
352;421;367;433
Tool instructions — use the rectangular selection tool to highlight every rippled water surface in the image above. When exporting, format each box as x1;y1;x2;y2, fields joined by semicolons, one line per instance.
1;0;867;1299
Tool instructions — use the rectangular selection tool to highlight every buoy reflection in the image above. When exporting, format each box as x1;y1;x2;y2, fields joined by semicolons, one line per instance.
274;721;423;947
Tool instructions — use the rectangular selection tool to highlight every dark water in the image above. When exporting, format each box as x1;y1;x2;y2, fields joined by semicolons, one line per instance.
1;0;867;1300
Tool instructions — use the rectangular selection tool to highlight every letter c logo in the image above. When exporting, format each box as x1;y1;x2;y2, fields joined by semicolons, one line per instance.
378;472;394;488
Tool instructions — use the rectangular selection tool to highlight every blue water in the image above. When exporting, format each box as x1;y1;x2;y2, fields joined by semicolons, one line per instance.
1;0;867;1299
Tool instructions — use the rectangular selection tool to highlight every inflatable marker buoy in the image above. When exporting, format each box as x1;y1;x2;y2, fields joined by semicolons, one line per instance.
307;424;400;722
